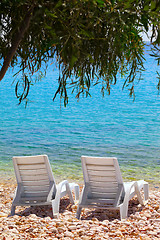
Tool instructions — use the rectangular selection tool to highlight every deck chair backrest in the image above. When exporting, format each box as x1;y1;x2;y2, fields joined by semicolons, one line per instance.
12;155;56;203
81;156;124;207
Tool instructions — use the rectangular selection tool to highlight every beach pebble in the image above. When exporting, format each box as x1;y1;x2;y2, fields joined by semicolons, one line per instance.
64;231;74;237
0;212;8;217
144;213;152;219
68;224;77;230
154;205;159;211
51;227;58;233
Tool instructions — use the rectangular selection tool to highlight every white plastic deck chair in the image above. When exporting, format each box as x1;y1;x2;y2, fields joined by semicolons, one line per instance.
76;156;149;220
11;155;79;218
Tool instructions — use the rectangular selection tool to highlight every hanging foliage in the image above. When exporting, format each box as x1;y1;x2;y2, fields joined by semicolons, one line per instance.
0;0;159;106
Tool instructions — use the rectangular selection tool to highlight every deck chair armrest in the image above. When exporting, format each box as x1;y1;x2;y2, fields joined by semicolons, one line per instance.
57;180;74;202
52;180;74;218
137;180;149;202
119;181;144;220
56;180;69;196
68;183;80;201
122;181;144;207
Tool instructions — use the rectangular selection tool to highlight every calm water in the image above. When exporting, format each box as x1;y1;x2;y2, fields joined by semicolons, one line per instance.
0;45;160;185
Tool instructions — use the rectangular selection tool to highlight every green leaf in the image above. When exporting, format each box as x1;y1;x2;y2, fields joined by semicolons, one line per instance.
54;0;62;9
45;9;57;18
96;0;105;7
151;1;156;10
144;5;149;11
70;55;78;68
78;29;93;38
141;14;149;31
110;0;115;7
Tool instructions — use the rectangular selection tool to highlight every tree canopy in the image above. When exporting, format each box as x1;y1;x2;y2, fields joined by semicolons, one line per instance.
0;0;160;106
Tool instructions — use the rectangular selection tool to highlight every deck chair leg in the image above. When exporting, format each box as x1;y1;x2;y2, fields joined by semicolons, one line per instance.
76;206;82;219
11;205;16;216
120;203;128;220
66;183;74;204
143;183;149;202
135;183;144;206
74;184;80;201
52;199;60;218
52;180;75;218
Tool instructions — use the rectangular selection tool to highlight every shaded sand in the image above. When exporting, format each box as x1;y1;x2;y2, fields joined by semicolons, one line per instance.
0;179;160;239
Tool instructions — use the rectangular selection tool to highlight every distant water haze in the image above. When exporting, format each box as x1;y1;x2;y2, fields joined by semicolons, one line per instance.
0;44;160;186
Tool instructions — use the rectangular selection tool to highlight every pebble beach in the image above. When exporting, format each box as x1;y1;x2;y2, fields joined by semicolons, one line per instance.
0;178;160;240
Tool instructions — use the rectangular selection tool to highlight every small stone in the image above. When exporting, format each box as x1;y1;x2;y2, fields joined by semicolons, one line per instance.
71;205;77;210
10;228;19;234
51;227;58;233
148;231;158;236
91;218;98;222
68;225;77;231
57;226;66;232
144;213;151;219
56;233;64;238
81;237;90;240
0;212;8;217
64;231;74;238
32;228;40;233
154;219;160;222
154;205;159;211
115;231;123;236
101;220;109;226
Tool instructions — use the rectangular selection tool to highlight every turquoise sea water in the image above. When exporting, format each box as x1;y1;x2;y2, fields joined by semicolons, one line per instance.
0;45;160;185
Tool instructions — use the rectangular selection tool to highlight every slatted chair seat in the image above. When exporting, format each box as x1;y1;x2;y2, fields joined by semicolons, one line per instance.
11;155;79;218
76;156;149;220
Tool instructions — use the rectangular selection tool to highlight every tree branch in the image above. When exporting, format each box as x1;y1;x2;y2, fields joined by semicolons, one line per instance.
0;6;34;81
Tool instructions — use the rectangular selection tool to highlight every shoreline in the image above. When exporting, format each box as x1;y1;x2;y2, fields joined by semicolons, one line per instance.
0;169;159;190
